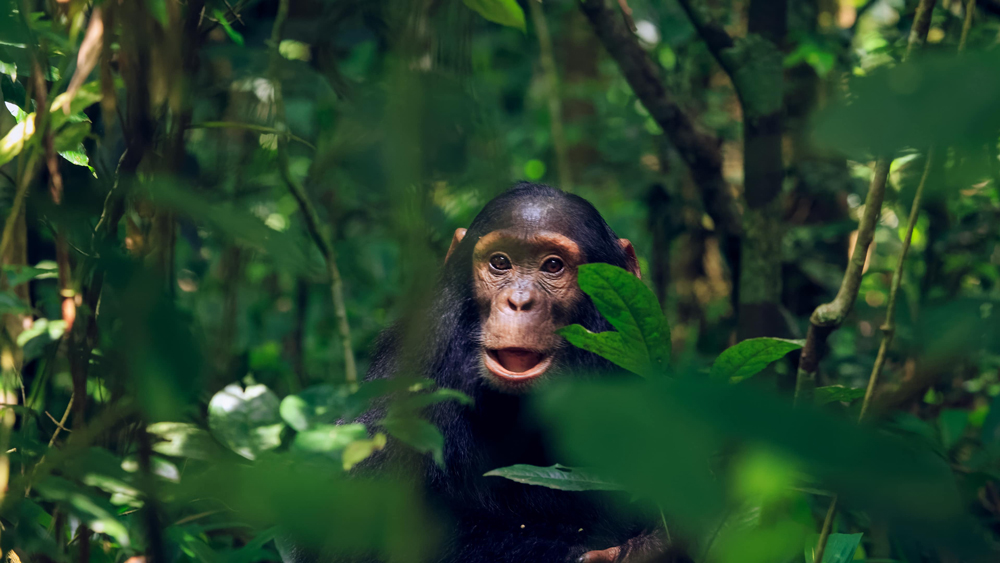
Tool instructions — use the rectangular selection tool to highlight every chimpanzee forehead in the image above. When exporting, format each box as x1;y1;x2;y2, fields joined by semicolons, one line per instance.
485;197;586;238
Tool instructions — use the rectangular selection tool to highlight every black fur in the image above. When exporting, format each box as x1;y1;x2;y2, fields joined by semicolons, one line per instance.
290;184;664;563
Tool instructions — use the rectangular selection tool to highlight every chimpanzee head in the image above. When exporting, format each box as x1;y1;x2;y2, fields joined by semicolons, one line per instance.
441;182;639;392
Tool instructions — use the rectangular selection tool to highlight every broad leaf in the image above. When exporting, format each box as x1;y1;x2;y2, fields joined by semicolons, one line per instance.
711;338;803;383
557;263;670;377
148;422;219;460
293;423;368;459
484;463;623;491
939;409;969;451
208;383;285;460
815;385;866;406
462;0;525;32
279;384;350;432
342;433;387;471
805;533;863;563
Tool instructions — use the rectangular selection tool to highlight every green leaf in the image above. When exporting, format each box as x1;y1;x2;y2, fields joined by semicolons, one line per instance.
213;9;244;46
293;423;368;457
279;384;350;432
710;338;804;383
814;385;866;406
0;290;30;314
208;383;285;460
342;432;387;471
0;81;100;167
34;476;131;545
3;262;58;288
462;0;525;32
381;417;445;466
394;388;473;412
939;409;969;450
484;463;623;491
805;533;863;563
556;263;670;377
148;422;219;460
981;392;1000;445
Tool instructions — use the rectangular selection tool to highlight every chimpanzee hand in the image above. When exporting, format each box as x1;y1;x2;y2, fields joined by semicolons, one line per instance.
576;532;692;563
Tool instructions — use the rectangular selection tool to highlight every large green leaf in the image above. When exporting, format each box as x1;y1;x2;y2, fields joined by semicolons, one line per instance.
148;422;220;460
805;533;863;563
462;0;525;32
293;423;368;462
0;81;100;167
484;463;622;491
557;263;670;377
814;385;866;406
208;383;285;460
710;338;803;383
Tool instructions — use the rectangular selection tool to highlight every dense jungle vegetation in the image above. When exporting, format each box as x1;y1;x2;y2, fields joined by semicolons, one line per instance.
1;0;999;562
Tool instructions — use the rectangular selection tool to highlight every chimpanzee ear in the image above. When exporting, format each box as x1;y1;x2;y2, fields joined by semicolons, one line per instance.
445;228;468;262
619;239;641;279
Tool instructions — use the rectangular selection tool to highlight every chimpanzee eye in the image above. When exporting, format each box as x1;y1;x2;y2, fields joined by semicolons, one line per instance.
489;254;512;271
542;257;564;274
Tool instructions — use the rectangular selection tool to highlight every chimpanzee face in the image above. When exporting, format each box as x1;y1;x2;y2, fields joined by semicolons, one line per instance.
444;191;639;392
469;229;586;389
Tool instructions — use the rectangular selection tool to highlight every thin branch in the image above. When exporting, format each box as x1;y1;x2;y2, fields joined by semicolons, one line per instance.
528;0;572;191
794;156;889;404
188;121;316;150
960;0;976;52
859;150;933;422
578;0;740;241
806;3;939;561
812;496;839;563
674;0;739;81
268;0;358;385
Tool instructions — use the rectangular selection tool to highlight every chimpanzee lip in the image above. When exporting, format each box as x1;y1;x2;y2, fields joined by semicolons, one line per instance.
484;348;553;380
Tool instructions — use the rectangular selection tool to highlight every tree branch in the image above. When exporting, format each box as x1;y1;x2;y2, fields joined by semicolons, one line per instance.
578;0;740;241
268;0;358;385
674;0;739;81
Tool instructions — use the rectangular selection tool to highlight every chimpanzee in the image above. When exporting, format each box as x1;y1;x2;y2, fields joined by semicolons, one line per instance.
286;183;675;563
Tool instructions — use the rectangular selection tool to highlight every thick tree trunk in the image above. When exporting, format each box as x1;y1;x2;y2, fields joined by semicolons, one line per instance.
737;0;788;340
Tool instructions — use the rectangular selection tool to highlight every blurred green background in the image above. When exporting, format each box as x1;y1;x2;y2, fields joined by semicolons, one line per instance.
1;0;999;562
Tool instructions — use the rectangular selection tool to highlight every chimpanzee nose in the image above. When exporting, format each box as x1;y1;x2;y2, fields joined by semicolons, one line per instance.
507;289;534;312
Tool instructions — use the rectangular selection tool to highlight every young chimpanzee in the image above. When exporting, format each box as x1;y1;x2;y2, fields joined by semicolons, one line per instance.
290;183;673;563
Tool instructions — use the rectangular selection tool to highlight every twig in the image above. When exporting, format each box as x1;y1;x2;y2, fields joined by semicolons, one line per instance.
528;0;572;191
812;496;839;563
859;149;933;422
616;0;637;32
0;154;40;261
808;3;939;560
959;0;975;52
794;157;889;404
268;0;358;385
188;121;316;150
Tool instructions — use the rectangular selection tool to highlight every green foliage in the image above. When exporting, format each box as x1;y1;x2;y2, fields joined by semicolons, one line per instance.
461;0;526;32
557;263;670;377
484;463;623;491
805;533;863;563
710;337;803;382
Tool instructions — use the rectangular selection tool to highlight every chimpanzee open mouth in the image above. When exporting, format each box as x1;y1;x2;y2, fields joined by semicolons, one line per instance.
483;348;554;380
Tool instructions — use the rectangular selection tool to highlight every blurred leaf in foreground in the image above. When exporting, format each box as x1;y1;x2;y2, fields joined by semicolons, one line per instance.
209;383;285;460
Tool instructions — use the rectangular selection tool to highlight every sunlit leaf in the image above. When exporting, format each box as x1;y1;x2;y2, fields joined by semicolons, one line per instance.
342;432;387;471
484;463;623;491
293;423;367;457
711;338;803;383
148;422;219;460
208;384;285;460
213;9;244;46
462;0;525;32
